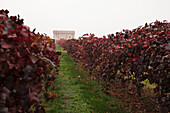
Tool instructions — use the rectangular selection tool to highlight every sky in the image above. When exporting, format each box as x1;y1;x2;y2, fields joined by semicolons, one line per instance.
1;0;170;38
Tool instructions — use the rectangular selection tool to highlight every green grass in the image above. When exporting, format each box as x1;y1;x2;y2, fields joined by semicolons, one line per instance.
42;44;127;113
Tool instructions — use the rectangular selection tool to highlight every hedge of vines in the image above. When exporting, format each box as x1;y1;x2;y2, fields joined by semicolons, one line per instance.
0;9;61;113
58;20;170;112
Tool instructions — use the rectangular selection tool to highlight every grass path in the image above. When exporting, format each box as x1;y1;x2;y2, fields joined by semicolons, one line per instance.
42;45;127;113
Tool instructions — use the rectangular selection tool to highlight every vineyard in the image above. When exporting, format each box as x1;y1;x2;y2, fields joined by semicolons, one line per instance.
0;10;61;113
0;9;170;113
57;20;170;112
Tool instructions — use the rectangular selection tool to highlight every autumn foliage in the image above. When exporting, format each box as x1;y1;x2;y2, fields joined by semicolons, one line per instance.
58;20;170;112
0;9;61;113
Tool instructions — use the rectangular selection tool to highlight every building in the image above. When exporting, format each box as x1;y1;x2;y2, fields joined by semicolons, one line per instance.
53;30;75;40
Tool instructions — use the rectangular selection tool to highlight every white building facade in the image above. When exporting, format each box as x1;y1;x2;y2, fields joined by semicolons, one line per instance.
53;30;75;40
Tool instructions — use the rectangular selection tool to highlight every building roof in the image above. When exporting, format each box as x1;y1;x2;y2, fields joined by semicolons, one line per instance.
53;30;75;34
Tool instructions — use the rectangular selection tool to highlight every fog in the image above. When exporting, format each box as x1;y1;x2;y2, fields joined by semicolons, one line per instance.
1;0;170;38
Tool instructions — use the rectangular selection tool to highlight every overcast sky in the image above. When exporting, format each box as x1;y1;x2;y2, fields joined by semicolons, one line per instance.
1;0;170;38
